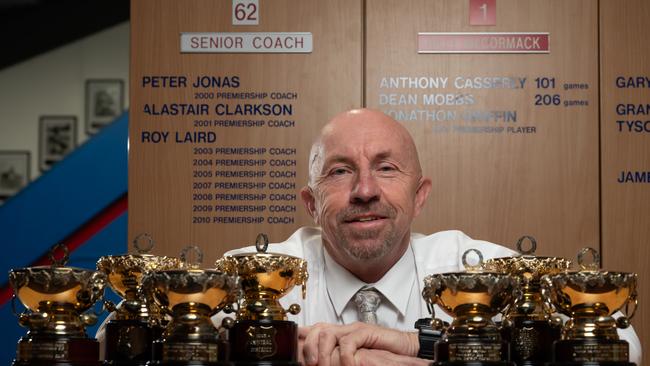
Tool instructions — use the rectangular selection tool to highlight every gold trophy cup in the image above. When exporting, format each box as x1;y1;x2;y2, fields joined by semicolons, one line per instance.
482;236;571;366
142;246;239;366
96;234;182;365
422;249;518;366
542;247;638;366
9;244;107;366
216;233;308;366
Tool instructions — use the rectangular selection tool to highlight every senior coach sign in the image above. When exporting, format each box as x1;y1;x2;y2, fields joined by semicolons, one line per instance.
129;0;361;263
180;32;313;53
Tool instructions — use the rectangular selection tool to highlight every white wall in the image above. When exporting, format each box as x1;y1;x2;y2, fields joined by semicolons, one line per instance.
0;22;129;182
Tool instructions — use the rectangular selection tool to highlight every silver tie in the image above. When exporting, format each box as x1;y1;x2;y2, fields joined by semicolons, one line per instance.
354;287;381;324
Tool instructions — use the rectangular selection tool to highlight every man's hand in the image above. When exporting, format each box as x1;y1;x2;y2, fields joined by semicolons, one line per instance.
299;322;422;366
352;349;431;366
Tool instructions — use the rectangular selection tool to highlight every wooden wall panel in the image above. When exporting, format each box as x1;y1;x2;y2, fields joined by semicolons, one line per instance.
129;0;362;264
601;0;650;361
365;0;599;260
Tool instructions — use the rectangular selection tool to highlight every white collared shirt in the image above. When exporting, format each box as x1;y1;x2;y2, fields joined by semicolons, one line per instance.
322;241;416;328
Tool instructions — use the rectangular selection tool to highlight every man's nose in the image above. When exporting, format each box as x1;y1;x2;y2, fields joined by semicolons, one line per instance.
350;170;380;203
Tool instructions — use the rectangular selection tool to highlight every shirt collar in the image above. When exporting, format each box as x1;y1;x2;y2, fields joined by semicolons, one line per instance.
323;241;416;318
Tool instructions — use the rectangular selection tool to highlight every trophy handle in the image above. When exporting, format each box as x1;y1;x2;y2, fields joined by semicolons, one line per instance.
615;290;638;328
221;316;235;329
133;233;155;254
103;299;117;313
11;294;33;326
11;294;21;317
624;293;638;321
516;235;537;255
48;243;70;266
81;313;98;326
287;303;301;315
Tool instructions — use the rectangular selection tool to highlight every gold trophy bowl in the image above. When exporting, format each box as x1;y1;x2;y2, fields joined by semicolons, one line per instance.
216;233;308;365
541;247;638;365
10;266;106;332
142;246;239;365
482;236;571;366
9;244;107;366
145;269;238;312
422;249;518;365
97;252;181;320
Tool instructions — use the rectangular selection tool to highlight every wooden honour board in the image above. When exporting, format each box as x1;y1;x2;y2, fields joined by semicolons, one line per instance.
601;0;649;360
129;0;363;264
365;0;599;260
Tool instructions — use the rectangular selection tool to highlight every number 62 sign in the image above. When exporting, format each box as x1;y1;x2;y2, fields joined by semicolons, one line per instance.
233;0;259;25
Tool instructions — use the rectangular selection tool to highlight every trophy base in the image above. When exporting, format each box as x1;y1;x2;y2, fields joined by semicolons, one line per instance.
15;363;102;366
549;363;634;366
232;362;301;366
434;340;511;365
148;362;233;366
551;339;633;365
501;319;561;365
229;320;298;364
13;336;101;366
103;361;150;366
103;319;161;364
434;362;515;366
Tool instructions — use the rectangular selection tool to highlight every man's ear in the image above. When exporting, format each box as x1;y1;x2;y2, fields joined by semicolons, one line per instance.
413;177;432;218
300;186;318;223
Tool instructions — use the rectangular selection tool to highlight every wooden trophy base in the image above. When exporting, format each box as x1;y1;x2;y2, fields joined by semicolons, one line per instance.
103;319;160;365
144;339;231;366
500;319;561;366
13;336;101;366
550;339;635;366
229;320;300;365
434;340;514;366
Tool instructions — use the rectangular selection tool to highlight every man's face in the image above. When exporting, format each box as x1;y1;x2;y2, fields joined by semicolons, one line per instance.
301;110;430;272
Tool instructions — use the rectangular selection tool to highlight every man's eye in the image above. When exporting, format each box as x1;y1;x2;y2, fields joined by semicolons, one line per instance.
331;168;349;175
378;165;396;172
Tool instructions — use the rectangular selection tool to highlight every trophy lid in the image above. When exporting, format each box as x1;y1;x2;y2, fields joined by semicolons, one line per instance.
227;233;303;261
482;236;572;280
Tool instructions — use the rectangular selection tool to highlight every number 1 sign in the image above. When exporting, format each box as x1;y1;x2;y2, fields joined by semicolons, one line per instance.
233;0;259;25
470;0;496;26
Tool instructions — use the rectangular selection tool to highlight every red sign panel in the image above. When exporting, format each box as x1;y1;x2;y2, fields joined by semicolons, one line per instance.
469;0;496;26
418;32;549;54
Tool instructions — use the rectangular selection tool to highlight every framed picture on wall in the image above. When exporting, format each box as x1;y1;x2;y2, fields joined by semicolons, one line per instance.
85;79;124;135
0;151;30;199
39;115;77;171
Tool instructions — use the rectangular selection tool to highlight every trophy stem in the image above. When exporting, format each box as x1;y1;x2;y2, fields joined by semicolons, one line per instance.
156;302;228;365
241;290;286;321
25;302;88;337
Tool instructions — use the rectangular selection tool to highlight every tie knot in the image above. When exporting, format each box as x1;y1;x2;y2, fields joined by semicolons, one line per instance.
354;287;381;324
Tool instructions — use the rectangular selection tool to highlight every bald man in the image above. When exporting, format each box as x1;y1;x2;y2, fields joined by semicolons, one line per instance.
224;109;641;365
224;109;515;363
